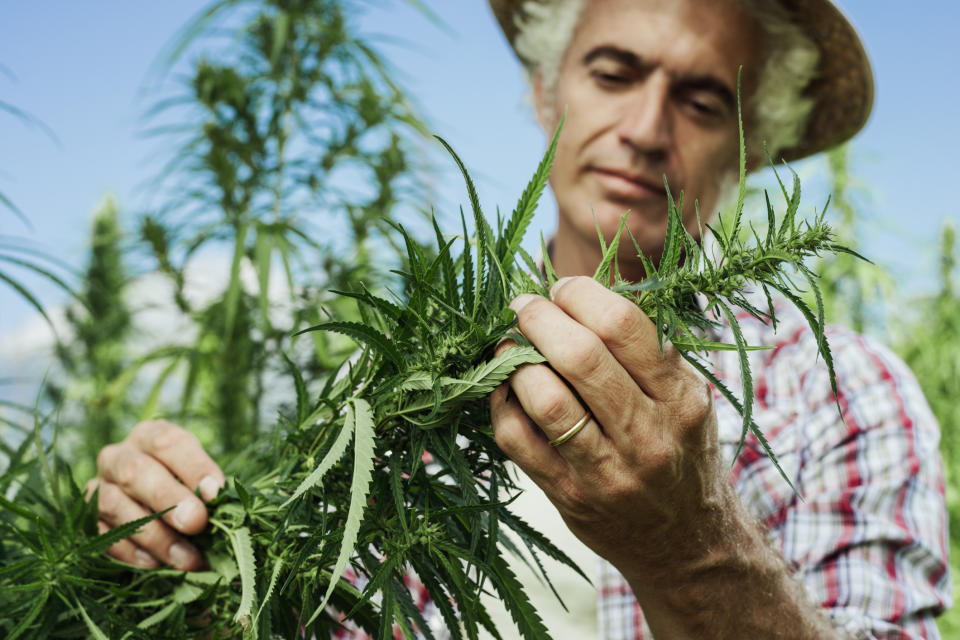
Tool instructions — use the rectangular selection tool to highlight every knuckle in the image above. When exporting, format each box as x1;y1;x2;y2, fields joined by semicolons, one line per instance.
559;336;606;379
493;424;521;455
96;483;123;518
674;380;714;427
552;275;590;305
112;452;143;489
96;443;120;472
516;295;548;327
594;300;638;344
532;387;575;426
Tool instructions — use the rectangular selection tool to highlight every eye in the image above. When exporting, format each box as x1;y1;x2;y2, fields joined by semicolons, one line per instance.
690;99;720;116
681;92;726;121
590;68;631;89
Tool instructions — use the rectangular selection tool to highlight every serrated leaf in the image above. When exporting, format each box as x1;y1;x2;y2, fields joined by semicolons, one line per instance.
306;397;376;625
488;552;552;640
499;113;564;274
295;320;403;368
439;346;545;403
716;299;754;461
78;509;167;556
400;370;432;391
254;555;284;625
230;526;257;631
76;600;110;640
5;587;48;640
136;602;180;630
282;403;356;508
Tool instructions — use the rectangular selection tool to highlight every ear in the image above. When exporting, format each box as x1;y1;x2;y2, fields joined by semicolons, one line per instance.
531;70;556;133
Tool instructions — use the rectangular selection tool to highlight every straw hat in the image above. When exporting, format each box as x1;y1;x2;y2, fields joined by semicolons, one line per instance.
488;0;874;162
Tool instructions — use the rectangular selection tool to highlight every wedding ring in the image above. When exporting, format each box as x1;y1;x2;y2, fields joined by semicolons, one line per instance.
549;413;592;447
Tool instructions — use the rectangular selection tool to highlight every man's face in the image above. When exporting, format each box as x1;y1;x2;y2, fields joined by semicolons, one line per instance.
535;0;764;265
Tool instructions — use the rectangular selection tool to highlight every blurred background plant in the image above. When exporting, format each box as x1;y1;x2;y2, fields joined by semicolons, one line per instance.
894;221;960;634
39;0;434;474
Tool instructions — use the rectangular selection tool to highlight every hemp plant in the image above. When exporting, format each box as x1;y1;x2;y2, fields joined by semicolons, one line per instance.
46;197;134;478
0;97;857;637
894;222;960;635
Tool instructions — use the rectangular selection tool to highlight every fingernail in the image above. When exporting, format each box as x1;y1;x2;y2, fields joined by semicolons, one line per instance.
172;499;199;530
509;294;536;313
550;276;574;299
168;542;196;569
198;475;222;501
134;549;156;568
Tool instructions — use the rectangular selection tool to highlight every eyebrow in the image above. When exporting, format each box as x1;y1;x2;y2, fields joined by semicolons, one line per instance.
581;45;736;111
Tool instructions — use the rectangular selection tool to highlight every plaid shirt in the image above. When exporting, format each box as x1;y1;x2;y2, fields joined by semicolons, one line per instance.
598;291;953;639
336;286;952;639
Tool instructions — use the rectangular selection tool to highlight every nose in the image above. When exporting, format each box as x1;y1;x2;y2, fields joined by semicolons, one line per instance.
616;71;671;160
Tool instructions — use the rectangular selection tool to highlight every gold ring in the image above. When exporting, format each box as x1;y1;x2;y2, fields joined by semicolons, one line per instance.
550;413;592;447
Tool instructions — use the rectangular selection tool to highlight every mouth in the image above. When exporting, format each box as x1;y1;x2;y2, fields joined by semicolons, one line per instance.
590;167;669;201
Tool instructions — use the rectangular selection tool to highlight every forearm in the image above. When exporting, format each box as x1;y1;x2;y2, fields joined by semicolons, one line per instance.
623;485;849;640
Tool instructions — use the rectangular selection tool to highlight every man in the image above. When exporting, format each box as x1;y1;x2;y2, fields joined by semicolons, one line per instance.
90;0;951;637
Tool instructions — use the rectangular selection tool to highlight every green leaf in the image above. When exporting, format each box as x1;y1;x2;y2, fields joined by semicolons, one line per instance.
295;320;403;368
5;586;48;640
488;552;552;640
593;213;628;284
254;555;284;625
135;602;180;630
75;599;110;640
306;398;377;625
78;509;168;556
230;526;257;632
715;299;754;461
499;113;564;274
282;403;356;508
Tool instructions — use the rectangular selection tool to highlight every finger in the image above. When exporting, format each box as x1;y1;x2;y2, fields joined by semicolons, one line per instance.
97;480;203;570
509;293;652;440
549;276;693;400
490;383;569;489
127;420;225;500
97;443;209;535
494;335;606;459
98;520;158;569
504;356;606;465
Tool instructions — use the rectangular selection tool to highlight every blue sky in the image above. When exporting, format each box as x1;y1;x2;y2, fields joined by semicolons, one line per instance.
1;0;958;337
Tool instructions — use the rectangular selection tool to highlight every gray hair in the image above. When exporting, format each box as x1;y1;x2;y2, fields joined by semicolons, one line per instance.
513;0;820;160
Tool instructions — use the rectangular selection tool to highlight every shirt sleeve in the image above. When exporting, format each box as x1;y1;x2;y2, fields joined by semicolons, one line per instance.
777;328;952;639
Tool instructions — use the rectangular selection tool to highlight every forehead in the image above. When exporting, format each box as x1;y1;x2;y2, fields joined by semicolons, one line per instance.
565;0;764;87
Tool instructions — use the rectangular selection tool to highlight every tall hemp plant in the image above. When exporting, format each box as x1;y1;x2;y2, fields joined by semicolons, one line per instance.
894;222;960;635
809;145;892;334
46;196;134;478
119;0;430;455
0;90;864;637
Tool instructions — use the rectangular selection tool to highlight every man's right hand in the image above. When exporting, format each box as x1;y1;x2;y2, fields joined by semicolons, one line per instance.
86;420;225;570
